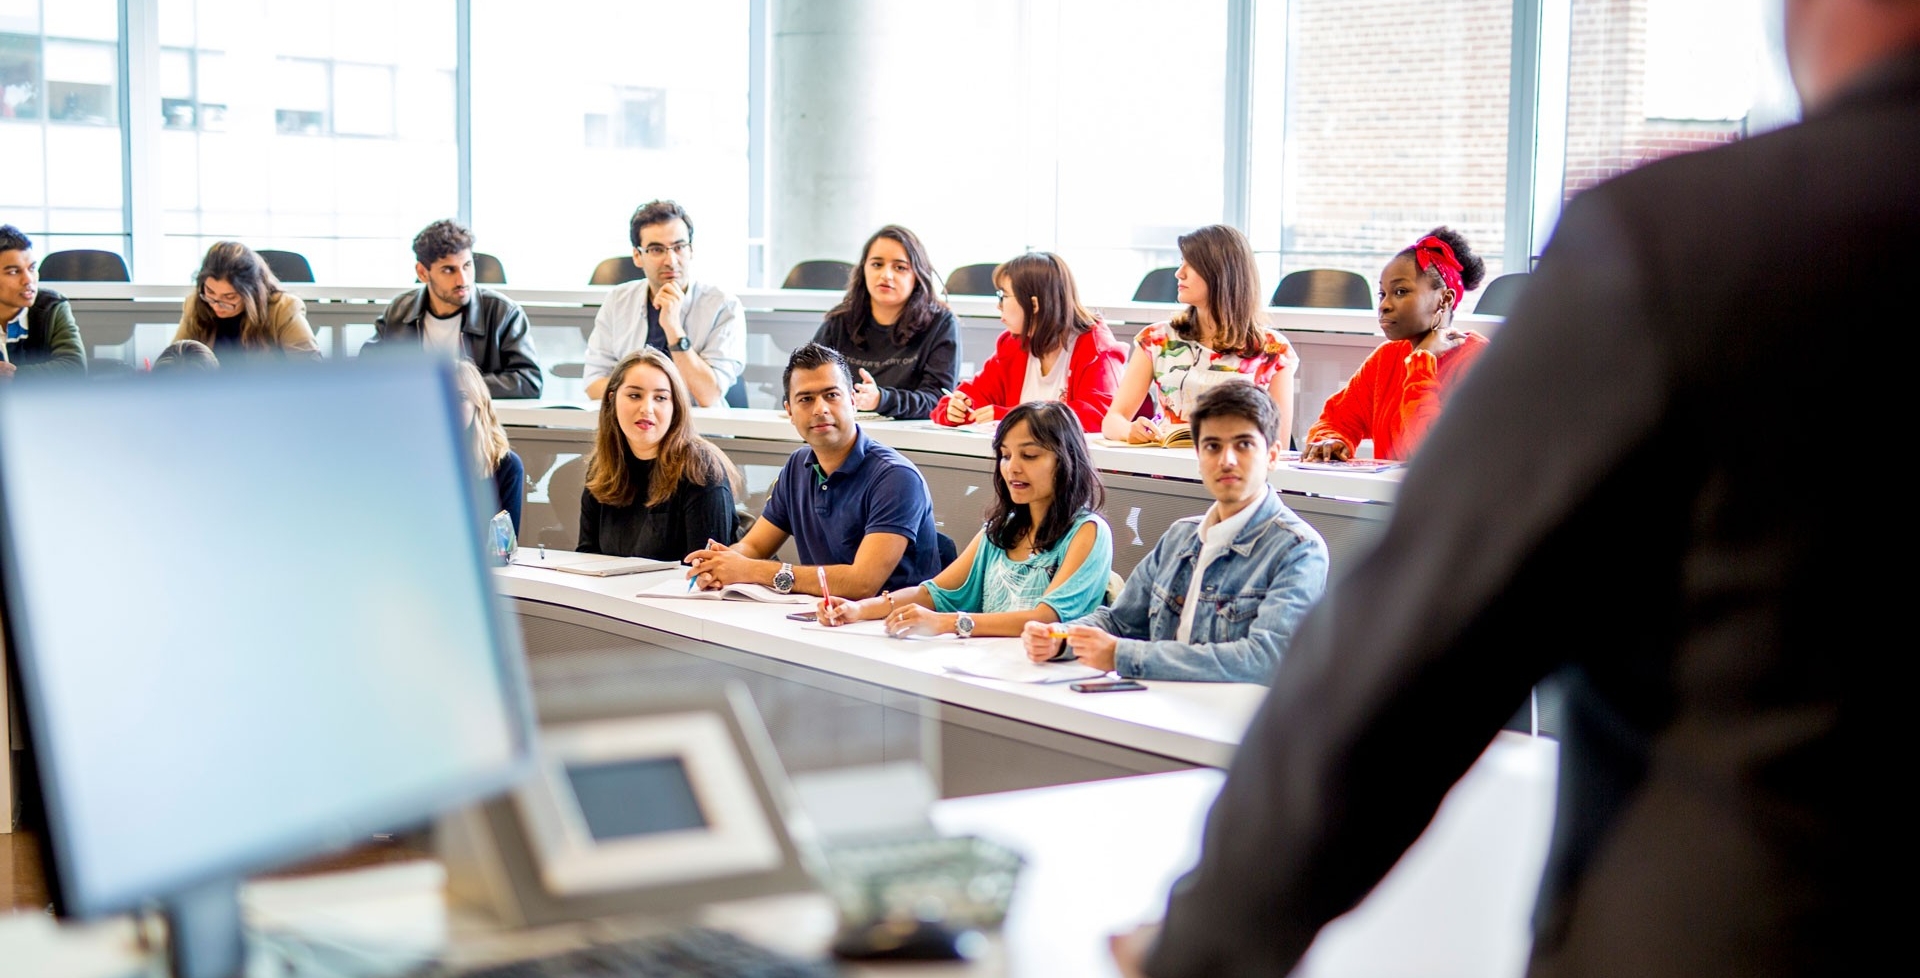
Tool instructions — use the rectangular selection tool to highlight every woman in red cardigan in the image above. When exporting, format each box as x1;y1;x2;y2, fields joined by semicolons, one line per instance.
1303;227;1491;462
933;252;1124;432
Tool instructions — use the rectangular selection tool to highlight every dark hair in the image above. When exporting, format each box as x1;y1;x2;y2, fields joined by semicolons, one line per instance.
823;224;947;348
984;401;1105;553
1171;224;1267;358
1189;382;1279;446
630;200;694;248
151;339;219;372
587;349;736;508
782;342;855;403
0;225;30;254
995;252;1096;360
412;219;474;267
183;242;283;351
1394;226;1487;303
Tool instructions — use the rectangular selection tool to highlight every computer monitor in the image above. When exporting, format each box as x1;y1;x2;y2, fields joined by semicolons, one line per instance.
0;359;537;978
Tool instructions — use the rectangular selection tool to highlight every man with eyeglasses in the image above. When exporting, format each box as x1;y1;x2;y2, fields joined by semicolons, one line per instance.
0;224;85;381
582;200;745;407
363;219;542;398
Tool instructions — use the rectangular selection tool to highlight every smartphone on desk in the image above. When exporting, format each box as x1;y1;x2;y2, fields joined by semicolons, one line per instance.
785;611;818;622
1071;679;1146;693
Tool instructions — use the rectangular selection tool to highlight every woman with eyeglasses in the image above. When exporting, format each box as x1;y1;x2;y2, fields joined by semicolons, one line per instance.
932;252;1125;432
172;241;321;360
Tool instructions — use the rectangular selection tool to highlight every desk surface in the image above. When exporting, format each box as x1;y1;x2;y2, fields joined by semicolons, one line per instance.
0;734;1554;977
498;565;1267;769
498;404;1404;505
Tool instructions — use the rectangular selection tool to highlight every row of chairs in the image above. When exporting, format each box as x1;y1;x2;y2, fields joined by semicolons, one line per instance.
39;247;1530;317
778;259;1530;316
36;249;511;286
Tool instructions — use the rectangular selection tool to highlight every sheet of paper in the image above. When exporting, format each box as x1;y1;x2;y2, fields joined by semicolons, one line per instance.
942;651;1105;684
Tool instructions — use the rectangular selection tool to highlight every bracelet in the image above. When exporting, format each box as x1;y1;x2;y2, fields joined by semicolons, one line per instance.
883;590;895;612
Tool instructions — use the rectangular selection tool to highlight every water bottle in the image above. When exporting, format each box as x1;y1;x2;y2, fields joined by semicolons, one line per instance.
487;509;516;566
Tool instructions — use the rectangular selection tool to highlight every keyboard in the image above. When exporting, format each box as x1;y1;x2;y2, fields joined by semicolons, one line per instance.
447;927;839;978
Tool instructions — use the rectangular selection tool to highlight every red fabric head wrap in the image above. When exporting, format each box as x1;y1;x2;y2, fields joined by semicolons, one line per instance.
1411;235;1465;306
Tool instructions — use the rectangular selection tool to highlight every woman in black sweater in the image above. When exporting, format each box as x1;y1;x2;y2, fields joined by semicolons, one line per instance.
577;349;740;560
809;224;958;419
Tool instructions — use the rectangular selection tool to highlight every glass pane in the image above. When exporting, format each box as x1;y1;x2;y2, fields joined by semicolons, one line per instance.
1262;0;1511;288
332;62;393;136
1561;0;1794;205
0;32;37;120
472;0;749;287
45;39;118;124
161;49;195;129
0;121;43;206
43;0;116;42
44;125;122;208
157;0;197;48
0;0;37;35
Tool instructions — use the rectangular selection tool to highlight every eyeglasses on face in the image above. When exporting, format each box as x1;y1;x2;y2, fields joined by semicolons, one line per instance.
640;241;693;258
200;289;242;310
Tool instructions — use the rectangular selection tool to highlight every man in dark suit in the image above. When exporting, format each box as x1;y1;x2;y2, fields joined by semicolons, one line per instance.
1120;1;1917;975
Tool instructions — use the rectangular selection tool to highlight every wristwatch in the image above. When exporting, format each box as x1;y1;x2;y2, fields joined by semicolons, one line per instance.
670;334;692;352
773;562;795;594
954;610;976;639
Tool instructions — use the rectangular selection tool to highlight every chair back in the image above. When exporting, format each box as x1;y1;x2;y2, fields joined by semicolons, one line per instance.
474;252;507;284
38;250;129;282
944;263;998;296
1132;267;1179;303
1473;272;1529;317
781;260;854;291
1270;269;1372;309
258;249;315;283
590;256;646;286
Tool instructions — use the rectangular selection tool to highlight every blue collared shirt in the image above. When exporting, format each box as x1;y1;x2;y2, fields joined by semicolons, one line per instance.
762;427;942;594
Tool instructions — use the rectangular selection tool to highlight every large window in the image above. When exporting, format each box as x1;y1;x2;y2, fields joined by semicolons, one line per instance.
0;0;126;260
1251;0;1514;292
154;0;458;283
470;2;750;290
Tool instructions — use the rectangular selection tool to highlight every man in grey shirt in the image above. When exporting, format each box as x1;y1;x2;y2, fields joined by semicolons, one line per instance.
583;200;746;407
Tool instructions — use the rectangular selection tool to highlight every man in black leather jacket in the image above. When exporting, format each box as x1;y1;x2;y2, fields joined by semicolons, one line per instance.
363;219;541;398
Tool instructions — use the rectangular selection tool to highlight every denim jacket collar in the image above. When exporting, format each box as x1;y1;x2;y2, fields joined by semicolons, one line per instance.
1170;487;1285;565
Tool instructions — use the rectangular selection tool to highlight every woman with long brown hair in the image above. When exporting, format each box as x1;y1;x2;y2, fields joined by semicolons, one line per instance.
577;348;740;560
171;241;321;360
1100;224;1297;444
809;224;958;420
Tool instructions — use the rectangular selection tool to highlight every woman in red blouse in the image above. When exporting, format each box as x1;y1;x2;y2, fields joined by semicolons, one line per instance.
932;252;1124;432
1303;227;1490;462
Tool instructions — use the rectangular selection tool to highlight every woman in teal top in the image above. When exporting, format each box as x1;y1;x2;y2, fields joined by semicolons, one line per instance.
819;400;1112;637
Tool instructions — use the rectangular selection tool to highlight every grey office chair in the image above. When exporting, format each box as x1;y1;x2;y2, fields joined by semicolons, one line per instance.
781;260;854;291
475;252;507;284
590;256;646;286
944;263;998;296
258;249;315;283
1270;269;1372;310
38;249;130;282
1474;272;1529;317
1132;267;1179;303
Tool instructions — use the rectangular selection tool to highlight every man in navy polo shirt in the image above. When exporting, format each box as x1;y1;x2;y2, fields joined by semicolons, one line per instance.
686;343;940;599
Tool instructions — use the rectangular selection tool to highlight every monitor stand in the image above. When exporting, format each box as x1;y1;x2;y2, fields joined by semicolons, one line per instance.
167;878;245;978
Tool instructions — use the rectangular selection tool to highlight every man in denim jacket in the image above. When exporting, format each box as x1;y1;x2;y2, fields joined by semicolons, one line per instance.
1024;382;1328;683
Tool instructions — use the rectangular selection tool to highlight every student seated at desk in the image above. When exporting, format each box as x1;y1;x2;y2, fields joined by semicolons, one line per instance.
818;400;1113;637
454;359;525;534
1102;224;1298;446
1303;227;1490;463
577;349;739;559
150;339;218;372
0;224;86;380
363;219;543;399
173;241;322;361
583;200;745;407
1027;383;1328;683
932;252;1124;432
686;343;941;599
810;225;958;420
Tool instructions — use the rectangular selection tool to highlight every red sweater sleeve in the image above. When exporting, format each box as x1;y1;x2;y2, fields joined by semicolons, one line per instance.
1391;333;1489;459
1061;322;1127;432
934;330;1025;423
1307;342;1396;449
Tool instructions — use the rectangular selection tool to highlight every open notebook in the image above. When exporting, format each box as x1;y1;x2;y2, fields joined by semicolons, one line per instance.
635;577;814;604
509;549;678;577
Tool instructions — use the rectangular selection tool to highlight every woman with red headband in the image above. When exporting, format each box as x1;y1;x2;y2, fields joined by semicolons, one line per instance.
1302;227;1489;462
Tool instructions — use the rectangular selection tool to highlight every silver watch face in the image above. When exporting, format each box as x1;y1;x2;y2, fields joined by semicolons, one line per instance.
773;566;795;593
955;611;974;637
